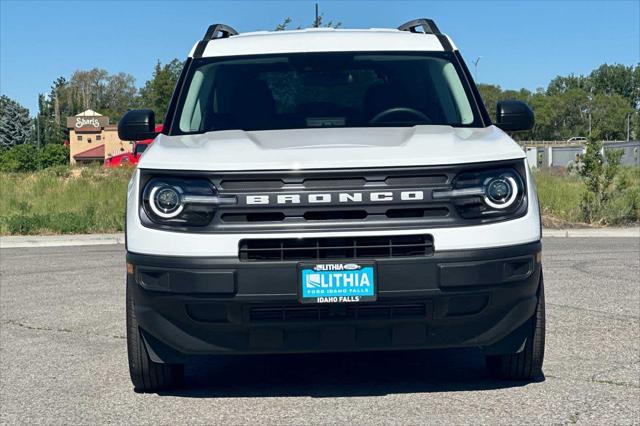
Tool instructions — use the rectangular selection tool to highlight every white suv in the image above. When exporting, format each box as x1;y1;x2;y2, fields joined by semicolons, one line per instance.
120;19;544;392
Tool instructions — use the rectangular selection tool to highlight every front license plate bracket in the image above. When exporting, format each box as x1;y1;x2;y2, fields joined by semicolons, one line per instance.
298;262;377;304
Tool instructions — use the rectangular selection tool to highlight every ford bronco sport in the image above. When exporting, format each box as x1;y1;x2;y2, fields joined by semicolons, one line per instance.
119;19;544;392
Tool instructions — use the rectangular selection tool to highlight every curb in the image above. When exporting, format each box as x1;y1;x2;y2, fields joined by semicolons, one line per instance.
0;233;125;249
1;228;638;249
542;227;640;238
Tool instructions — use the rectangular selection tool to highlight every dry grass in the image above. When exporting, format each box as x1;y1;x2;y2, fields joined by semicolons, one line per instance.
0;166;132;235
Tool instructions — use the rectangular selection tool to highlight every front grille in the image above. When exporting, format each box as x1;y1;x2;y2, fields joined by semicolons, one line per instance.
249;302;427;323
239;234;434;261
139;160;527;233
212;167;460;233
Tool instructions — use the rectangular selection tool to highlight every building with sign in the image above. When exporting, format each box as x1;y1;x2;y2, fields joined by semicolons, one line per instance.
67;110;132;165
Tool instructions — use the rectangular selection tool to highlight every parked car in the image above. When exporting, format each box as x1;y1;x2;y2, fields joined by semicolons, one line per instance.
105;124;162;168
119;19;544;392
566;136;587;143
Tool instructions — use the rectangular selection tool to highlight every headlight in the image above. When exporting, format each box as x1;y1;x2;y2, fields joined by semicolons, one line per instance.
148;184;184;218
432;168;526;220
483;175;518;209
141;177;235;226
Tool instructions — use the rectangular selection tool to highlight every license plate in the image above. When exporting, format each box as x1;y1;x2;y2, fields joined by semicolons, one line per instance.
299;262;377;304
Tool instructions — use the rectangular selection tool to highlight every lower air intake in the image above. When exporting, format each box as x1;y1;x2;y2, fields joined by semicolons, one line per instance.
239;234;434;261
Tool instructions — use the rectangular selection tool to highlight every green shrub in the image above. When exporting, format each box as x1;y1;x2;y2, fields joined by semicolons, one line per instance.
0;144;38;172
0;143;69;172
37;144;69;169
41;164;72;178
578;138;625;224
534;166;640;225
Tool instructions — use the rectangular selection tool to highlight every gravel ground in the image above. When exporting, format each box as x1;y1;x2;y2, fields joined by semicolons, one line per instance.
1;237;638;425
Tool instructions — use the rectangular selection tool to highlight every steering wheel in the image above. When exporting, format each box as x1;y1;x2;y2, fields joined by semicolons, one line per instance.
369;107;431;125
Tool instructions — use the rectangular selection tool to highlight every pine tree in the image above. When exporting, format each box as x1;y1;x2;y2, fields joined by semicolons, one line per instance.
0;95;33;149
34;94;65;146
138;59;183;122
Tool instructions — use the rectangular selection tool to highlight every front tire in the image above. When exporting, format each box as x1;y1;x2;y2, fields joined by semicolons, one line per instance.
486;273;545;381
126;279;183;392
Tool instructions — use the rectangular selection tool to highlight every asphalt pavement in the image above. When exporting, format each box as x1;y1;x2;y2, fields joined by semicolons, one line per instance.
1;237;639;424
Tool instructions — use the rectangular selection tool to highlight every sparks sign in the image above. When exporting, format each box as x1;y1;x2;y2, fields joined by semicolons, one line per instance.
66;115;109;130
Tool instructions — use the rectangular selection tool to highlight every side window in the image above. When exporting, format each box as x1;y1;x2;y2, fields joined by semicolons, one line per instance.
77;135;82;141
441;62;474;124
179;64;217;132
179;70;205;131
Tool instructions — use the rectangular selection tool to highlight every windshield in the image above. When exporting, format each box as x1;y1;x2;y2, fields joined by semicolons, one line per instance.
174;52;481;134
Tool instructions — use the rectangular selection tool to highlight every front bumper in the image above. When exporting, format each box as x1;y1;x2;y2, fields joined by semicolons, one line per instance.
127;241;542;362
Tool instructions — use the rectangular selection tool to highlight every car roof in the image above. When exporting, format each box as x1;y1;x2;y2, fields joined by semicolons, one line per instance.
189;28;457;58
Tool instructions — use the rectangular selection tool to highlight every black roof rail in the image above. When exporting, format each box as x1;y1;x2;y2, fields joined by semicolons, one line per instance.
203;23;239;40
398;18;453;52
398;19;441;35
193;23;238;58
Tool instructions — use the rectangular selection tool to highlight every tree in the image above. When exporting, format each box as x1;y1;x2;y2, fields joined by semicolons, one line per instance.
138;59;183;121
138;59;183;122
527;92;557;140
68;68;109;111
0;95;33;149
552;88;590;140
274;14;342;31
102;73;138;120
589;64;636;106
546;74;589;96
64;68;137;121
34;93;65;146
477;63;638;141
590;93;634;141
35;69;138;146
274;17;292;31
477;84;504;121
477;84;535;139
312;13;342;29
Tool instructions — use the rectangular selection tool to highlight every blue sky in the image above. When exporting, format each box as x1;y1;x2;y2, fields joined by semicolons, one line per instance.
1;0;639;115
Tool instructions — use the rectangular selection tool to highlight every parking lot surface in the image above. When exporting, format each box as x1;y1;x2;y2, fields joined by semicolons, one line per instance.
1;237;639;424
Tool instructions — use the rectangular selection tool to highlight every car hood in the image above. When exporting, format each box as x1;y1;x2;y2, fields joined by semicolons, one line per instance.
138;125;525;171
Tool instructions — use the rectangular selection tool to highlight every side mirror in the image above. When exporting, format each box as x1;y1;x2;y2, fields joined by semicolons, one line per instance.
118;110;157;141
496;100;534;132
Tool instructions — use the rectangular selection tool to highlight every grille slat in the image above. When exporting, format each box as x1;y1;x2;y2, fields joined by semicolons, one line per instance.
239;234;434;261
249;302;427;323
220;208;450;223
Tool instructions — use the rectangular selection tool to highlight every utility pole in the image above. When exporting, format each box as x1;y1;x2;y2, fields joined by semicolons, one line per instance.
36;116;41;149
314;3;319;28
472;56;482;82
588;88;593;138
627;113;631;142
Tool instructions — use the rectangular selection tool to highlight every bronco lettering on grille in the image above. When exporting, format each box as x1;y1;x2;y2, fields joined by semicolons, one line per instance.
245;191;425;205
